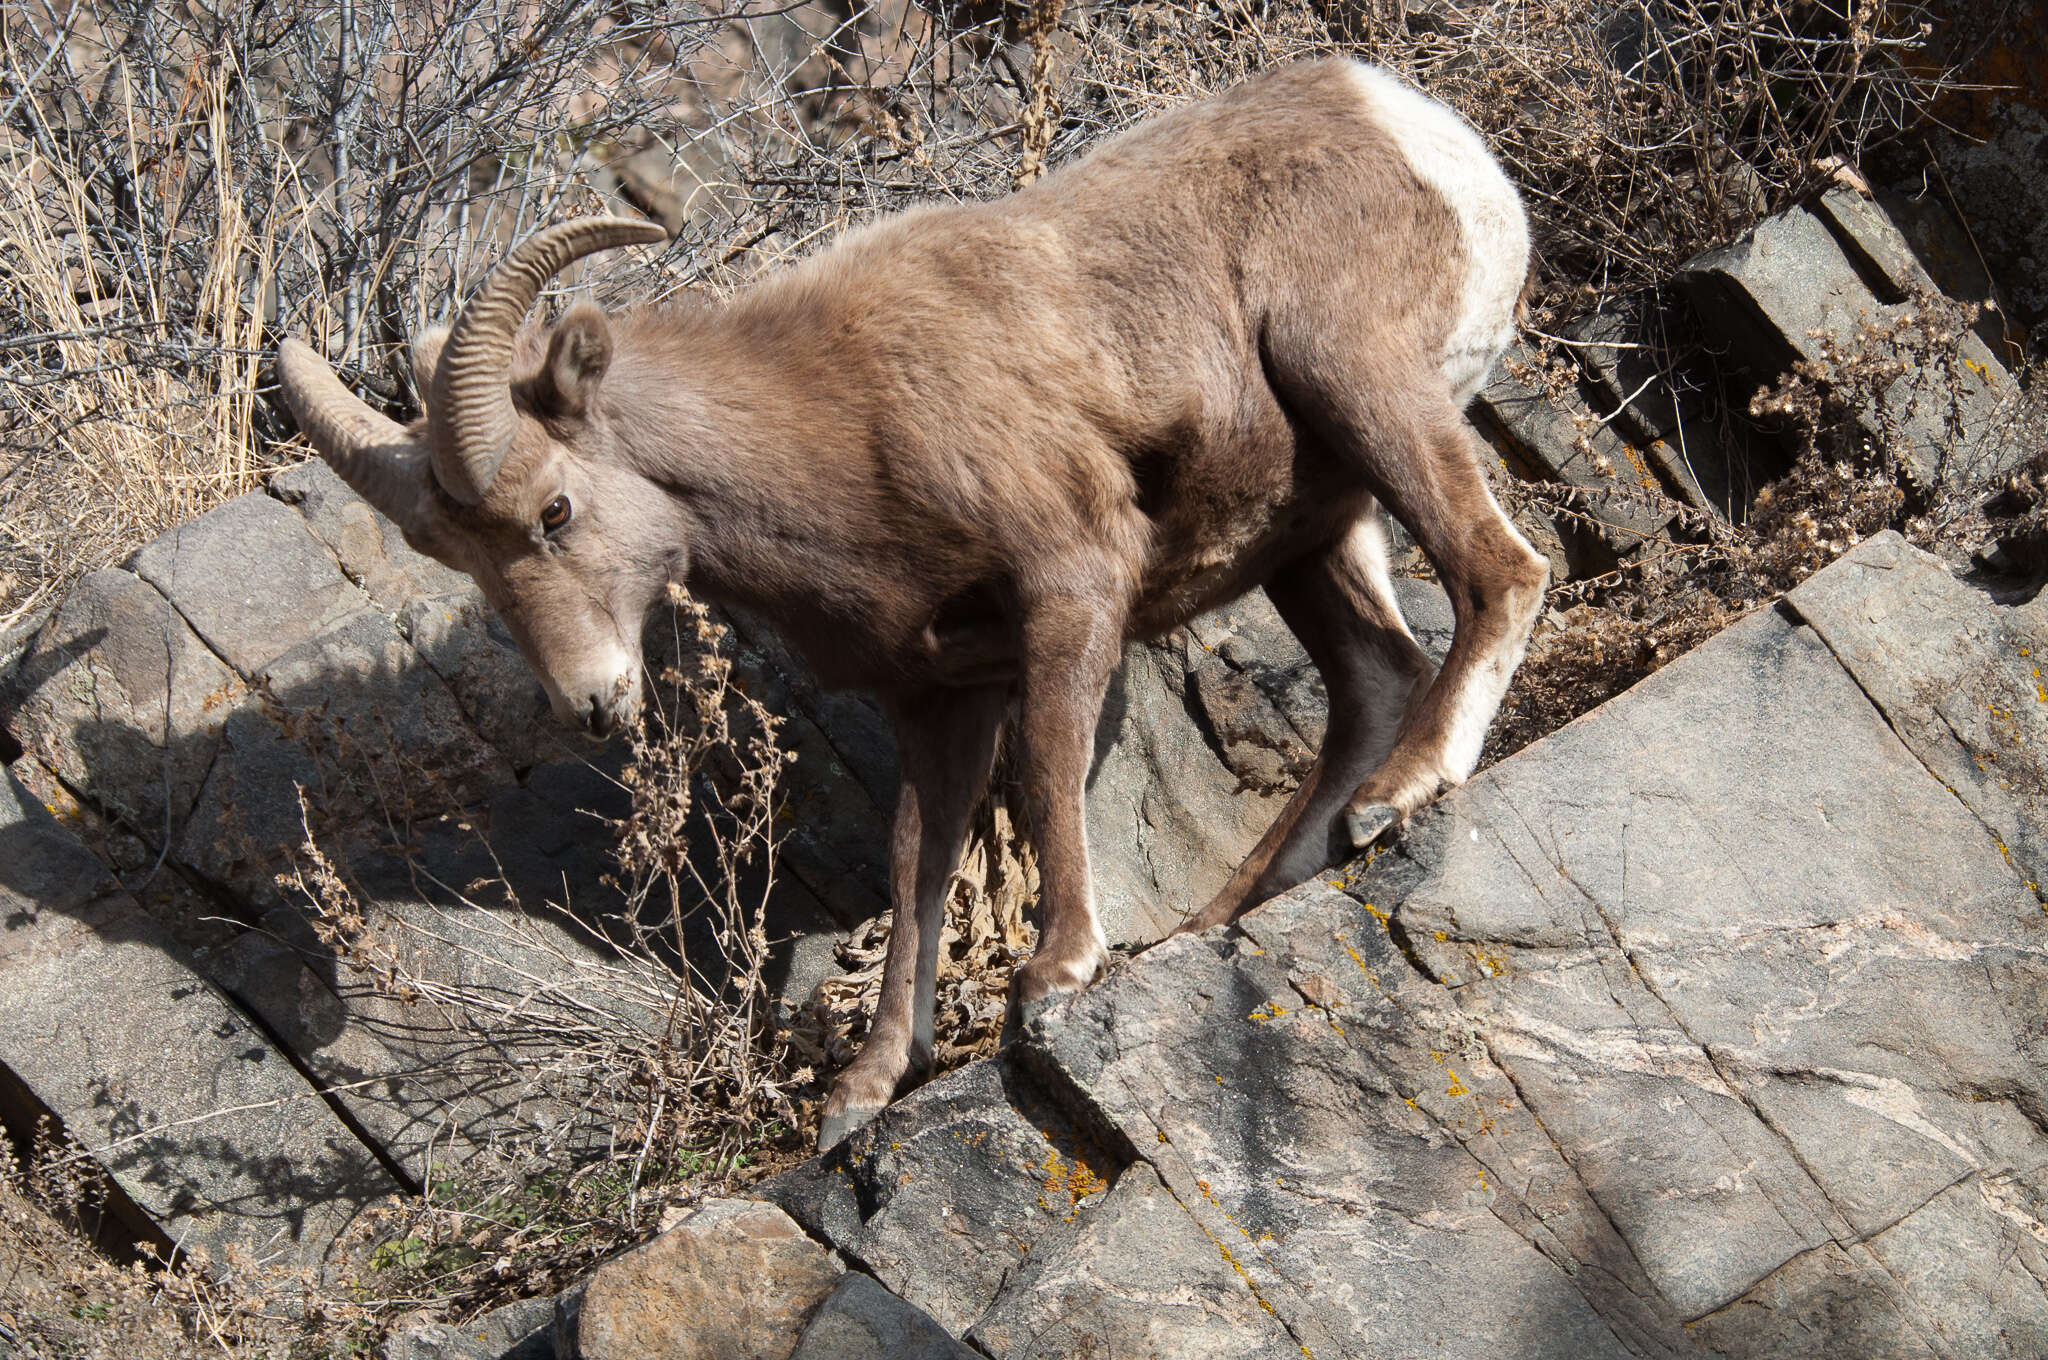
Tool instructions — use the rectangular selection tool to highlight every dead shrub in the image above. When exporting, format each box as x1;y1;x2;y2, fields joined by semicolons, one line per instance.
1488;281;2018;761
265;589;815;1328
0;1123;323;1359
794;797;1040;1076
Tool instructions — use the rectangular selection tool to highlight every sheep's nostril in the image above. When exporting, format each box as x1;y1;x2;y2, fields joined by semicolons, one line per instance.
586;697;614;738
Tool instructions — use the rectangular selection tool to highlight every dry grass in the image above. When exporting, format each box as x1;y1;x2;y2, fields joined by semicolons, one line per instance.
0;62;281;634
0;1125;321;1359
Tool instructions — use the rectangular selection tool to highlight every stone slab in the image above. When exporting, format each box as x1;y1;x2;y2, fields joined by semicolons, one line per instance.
385;1295;556;1360
130;490;367;679
4;568;243;848
177;608;515;906
271;460;470;614
1474;339;1681;572
964;1160;1296;1359
0;765;398;1272
789;1273;979;1360
1787;531;2048;900
761;1059;1126;1339
1565;302;1756;518
400;591;577;773
1021;917;1650;1360
566;1198;842;1360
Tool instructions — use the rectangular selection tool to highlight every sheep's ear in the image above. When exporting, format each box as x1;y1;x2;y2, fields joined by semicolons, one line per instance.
411;326;450;404
533;302;613;419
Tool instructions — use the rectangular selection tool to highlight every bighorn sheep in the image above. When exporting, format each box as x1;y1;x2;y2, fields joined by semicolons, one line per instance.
275;58;1546;1148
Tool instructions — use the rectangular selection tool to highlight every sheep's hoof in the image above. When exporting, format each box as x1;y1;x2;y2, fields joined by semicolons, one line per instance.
1344;803;1402;851
817;1106;882;1153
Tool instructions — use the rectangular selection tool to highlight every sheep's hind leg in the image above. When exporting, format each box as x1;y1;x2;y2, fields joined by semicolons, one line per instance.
1337;405;1546;836
1178;507;1433;934
1267;346;1546;836
818;685;1007;1151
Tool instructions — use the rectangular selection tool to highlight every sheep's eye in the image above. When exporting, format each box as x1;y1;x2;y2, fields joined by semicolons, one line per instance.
540;496;572;533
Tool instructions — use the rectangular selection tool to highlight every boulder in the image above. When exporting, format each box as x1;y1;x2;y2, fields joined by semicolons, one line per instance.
272;460;471;613
175;607;516;908
4;568;243;849
1473;338;1683;573
789;1273;979;1360
1565;300;1759;519
400;590;578;773
761;1060;1123;1338
383;1295;557;1360
1682;200;2023;496
964;1160;1296;1359
561;1199;842;1360
128;490;366;679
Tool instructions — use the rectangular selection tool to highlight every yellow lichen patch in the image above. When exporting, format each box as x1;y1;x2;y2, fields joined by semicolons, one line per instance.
1037;1147;1108;1222
1248;1001;1290;1025
1361;901;1390;926
1432;929;1448;942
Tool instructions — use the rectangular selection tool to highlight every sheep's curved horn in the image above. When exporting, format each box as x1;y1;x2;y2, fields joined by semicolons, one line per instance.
275;337;435;536
428;217;666;504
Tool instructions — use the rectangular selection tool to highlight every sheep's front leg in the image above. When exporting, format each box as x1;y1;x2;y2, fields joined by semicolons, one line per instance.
1009;589;1122;1020
818;686;1007;1150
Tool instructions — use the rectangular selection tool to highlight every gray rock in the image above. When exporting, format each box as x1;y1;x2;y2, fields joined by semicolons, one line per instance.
205;927;485;1184
564;1199;842;1360
1683;202;2023;495
1020;919;1647;1360
385;1295;556;1360
1785;531;2048;900
789;1274;977;1360
1811;185;1938;301
401;591;576;773
0;764;398;1273
760;1060;1126;1338
1566;301;1757;518
129;490;367;678
964;1160;1296;1359
0;598;54;680
1085;614;1298;945
273;460;471;613
177;608;514;906
5;568;242;847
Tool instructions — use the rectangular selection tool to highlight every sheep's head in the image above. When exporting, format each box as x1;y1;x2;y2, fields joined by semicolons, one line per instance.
276;218;672;738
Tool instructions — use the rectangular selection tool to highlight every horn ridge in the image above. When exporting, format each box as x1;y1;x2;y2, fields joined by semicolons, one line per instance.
428;217;667;504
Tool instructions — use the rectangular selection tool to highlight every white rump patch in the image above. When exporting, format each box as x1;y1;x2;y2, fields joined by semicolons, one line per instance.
1342;63;1529;404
